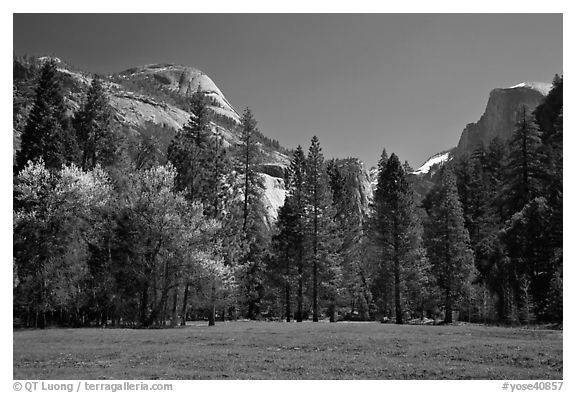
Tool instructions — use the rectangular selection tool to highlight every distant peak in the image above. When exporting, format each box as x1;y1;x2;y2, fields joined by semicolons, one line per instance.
506;82;552;96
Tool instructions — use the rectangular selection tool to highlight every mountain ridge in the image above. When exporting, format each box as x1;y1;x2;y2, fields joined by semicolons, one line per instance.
13;56;291;224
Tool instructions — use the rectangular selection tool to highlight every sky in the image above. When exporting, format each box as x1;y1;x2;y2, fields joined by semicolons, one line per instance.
13;14;562;169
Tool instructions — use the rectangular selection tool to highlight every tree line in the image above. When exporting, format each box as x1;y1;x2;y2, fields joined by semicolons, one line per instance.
13;60;562;328
14;60;267;327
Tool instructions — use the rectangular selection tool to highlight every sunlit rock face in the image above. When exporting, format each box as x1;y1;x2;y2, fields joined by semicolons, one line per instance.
119;64;240;123
14;58;293;225
261;174;286;226
456;84;550;154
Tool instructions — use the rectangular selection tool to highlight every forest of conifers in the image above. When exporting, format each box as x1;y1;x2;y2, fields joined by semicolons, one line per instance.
13;60;563;328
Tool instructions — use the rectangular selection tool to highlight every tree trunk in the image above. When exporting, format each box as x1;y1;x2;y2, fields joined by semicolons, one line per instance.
394;255;402;324
296;243;304;322
444;213;453;324
285;258;291;322
208;279;216;326
297;261;303;322
38;275;46;329
445;287;453;323
152;273;157;317
161;292;168;326
468;293;472;323
170;285;178;327
312;201;319;322
180;282;190;326
394;219;402;325
147;283;171;327
140;281;149;326
483;282;487;324
243;132;250;232
328;303;336;323
313;256;318;322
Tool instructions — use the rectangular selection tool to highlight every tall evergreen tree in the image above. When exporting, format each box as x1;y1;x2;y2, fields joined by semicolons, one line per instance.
167;88;212;203
373;153;427;324
73;77;118;170
232;108;268;319
238;107;263;233
500;196;554;322
16;60;79;171
425;166;474;323
539;107;562;254
287;145;308;322
453;151;491;247
305;136;333;322
482;137;508;222
502;106;543;215
369;149;390;316
204;129;231;218
272;197;302;322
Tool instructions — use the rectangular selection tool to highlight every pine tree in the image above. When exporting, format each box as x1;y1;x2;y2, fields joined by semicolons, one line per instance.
539;108;562;254
369;149;391;317
238;107;263;232
502;106;543;215
425;166;474;323
373;153;427;324
233;108;268;319
481;137;508;223
453;151;493;248
305;136;333;322
272;197;303;322
204;129;231;218
500;197;556;322
167;89;213;204
73;77;117;170
16;60;79;171
287;145;308;322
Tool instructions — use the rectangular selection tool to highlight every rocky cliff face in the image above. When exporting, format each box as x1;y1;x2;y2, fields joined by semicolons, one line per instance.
456;84;550;154
118;64;240;123
336;159;374;215
355;162;374;213
13;57;290;224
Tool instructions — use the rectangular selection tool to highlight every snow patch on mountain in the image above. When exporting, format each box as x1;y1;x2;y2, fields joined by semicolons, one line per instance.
412;151;451;175
507;82;552;96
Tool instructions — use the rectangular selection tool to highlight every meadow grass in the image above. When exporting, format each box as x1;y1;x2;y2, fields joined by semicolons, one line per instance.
13;321;562;379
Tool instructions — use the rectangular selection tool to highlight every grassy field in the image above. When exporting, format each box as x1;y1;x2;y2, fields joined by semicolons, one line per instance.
13;321;562;379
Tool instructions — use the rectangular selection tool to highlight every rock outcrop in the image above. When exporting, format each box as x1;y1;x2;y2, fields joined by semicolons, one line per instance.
118;64;240;123
13;57;290;224
456;84;550;154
